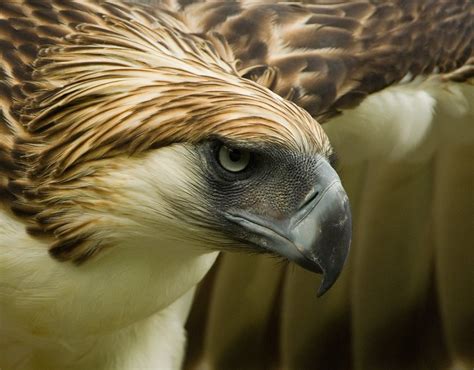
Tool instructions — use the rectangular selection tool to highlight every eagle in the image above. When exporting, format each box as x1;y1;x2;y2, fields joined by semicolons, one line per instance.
1;1;351;369
0;1;472;370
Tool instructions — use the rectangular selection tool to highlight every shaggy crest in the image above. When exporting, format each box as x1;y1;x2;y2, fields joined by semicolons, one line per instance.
4;15;330;262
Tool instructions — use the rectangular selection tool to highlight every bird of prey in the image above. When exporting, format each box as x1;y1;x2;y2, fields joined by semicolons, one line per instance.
0;1;352;369
0;0;472;370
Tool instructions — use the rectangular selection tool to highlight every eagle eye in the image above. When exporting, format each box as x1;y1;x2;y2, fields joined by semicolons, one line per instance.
217;144;251;173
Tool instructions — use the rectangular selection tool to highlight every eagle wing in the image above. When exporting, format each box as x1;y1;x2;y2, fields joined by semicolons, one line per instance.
171;1;474;369
179;0;473;120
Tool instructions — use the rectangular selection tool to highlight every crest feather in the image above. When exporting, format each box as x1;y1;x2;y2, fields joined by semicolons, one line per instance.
2;11;330;263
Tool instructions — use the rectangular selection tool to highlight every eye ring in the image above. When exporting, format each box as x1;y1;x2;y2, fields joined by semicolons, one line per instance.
217;144;251;173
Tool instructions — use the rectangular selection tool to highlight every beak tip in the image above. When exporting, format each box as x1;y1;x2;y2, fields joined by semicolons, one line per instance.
316;285;327;298
316;268;342;297
316;214;352;297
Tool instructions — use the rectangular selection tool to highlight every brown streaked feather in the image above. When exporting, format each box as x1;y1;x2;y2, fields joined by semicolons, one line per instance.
0;0;203;257
0;1;330;263
180;0;474;120
1;0;471;260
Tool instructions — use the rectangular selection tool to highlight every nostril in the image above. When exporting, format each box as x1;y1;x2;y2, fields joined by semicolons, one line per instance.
300;188;320;209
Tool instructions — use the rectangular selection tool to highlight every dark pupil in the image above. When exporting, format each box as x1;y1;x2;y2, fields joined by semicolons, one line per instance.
228;149;242;162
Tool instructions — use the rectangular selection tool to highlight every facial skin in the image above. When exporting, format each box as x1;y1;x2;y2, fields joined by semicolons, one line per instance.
160;138;352;295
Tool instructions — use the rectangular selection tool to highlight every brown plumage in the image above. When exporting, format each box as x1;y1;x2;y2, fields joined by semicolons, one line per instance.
0;1;329;263
179;0;474;119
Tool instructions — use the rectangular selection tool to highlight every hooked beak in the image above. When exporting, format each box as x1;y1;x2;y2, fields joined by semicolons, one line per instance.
226;159;351;296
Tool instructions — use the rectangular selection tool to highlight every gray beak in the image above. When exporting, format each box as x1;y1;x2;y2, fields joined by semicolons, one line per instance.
226;159;351;296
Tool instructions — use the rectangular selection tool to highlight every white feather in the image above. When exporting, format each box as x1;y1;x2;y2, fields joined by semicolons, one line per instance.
0;145;219;369
324;78;473;164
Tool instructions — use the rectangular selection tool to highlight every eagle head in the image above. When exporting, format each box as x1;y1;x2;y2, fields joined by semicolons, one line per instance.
11;17;351;296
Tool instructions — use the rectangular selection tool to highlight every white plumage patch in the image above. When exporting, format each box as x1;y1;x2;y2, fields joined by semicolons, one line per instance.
0;144;219;369
324;78;473;164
